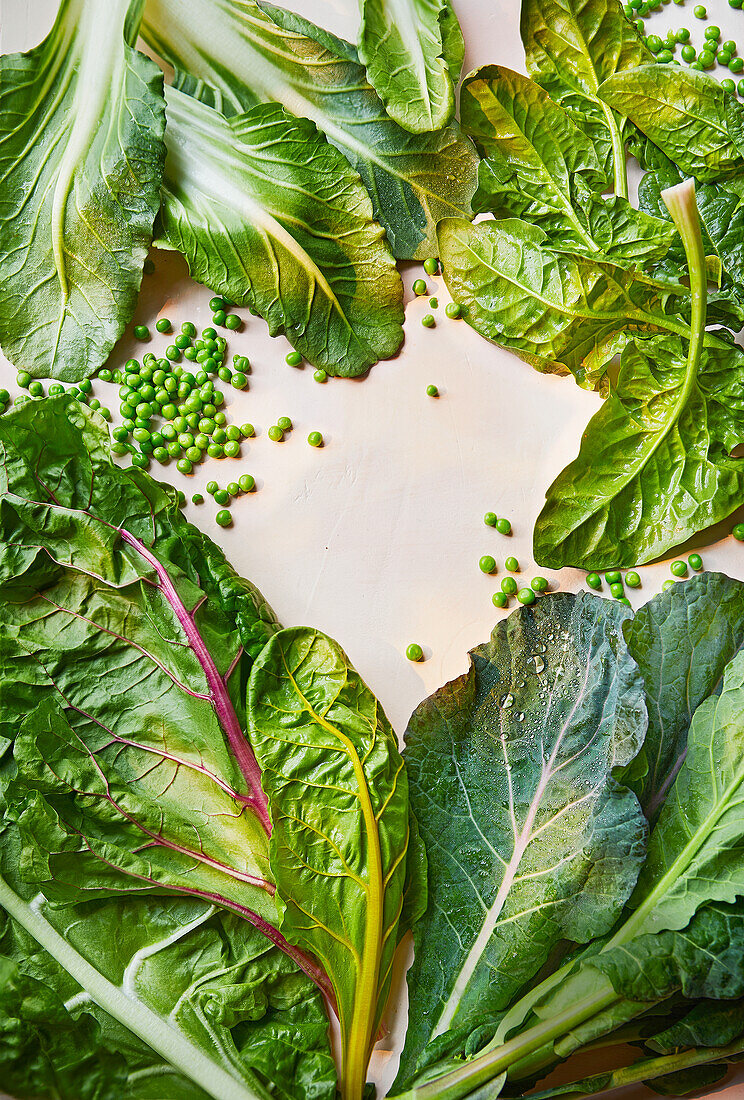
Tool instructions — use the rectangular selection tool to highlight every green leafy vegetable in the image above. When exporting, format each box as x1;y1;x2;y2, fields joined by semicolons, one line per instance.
248;627;413;1100
158;86;404;376
395;593;647;1090
0;0;165;380
358;0;460;134
141;0;477;260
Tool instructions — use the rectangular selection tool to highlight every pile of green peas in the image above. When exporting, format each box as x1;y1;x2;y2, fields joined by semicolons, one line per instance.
584;554;705;600
11;371;111;419
622;0;744;89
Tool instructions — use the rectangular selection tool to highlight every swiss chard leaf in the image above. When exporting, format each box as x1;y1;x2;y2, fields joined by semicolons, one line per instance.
461;65;675;267
140;0;478;260
358;0;460;134
395;593;648;1090
622;573;744;822
437;217;691;387
248;627;411;1100
534;334;744;569
0;0;165;380
600;66;744;183
158;87;404;377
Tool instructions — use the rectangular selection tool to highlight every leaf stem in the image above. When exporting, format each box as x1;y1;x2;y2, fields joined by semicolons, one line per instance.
661;178;707;380
0;875;268;1100
602;103;628;199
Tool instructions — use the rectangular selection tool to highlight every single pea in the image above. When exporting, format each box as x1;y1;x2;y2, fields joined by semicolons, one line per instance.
308;431;323;448
605;570;621;585
232;372;248;389
733;523;744;540
314;369;327;383
131;453;150;469
28;381;44;397
657;48;674;61
132;427;150;444
97;367;112;381
166;345;181;362
152;446;169;463
484;511;498;527
13;395;31;406
634;17;644;29
479;555;497;575
610;582;625;598
705;24;720;38
122;418;135;433
209;297;226;312
681;43;696;60
517;588;536;606
194;434;209;451
492;591;509;609
166;441;182;458
700;49;715;67
492;518;509;536
176;457;193;475
694;4;706;16
429;297;439;309
111;441;130;456
206;481;219;495
586;572;602;590
277;415;293;431
285;351;303;367
445;302;462;319
202;327;217;339
239;474;255;492
505;556;519;572
730;56;744;72
241;423;255;437
646;33;663;51
156;318;172;334
16;370;31;388
214;489;230;505
669;560;688;577
421;314;435;328
134;325;149;340
185;446;201;463
224;440;240;458
224;314;241;331
423;257;439;275
215;509;232;528
161;403;178;420
732;0;744;9
412;278;427;295
618;597;632;607
268;425;283;442
501;576;518;596
625;571;641;588
624;3;633;16
181;322;197;337
214;411;227;425
426;384;439;397
48;383;64;396
722;77;736;90
406;642;424;661
190;493;204;505
662;579;676;591
211;310;226;327
676;26;690;40
225;426;241;442
531;576;549;593
0;388;9;404
218;366;232;382
174;334;191;350
212;428;227;445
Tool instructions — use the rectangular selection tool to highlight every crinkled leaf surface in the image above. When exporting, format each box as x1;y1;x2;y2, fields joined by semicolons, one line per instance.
248;627;411;1100
437;217;690;387
140;0;477;259
358;0;458;134
462;66;674;267
0;0;165;380
600;66;744;183
158;87;403;377
622;574;744;822
395;593;648;1090
534;335;744;569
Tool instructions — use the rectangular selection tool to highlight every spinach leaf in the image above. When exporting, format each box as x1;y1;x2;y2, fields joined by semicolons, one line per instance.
141;0;478;260
0;0;165;380
358;0;460;133
462;65;675;266
158;87;403;377
622;573;744;822
600;66;744;182
395;593;647;1090
520;0;651;196
437;217;691;387
248;627;412;1100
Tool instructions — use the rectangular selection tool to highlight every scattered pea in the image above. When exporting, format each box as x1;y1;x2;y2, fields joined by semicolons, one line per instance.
647;33;663;51
207;443;223;458
681;43;696;60
479;555;497;575
406;643;424;662
224;314;241;331
492;591;509;609
206;480;219;495
658;48;674;62
268;425;283;442
131;453;150;469
531;576;548;593
732;523;744;541
241;423;255;437
308;431;323;447
134;325;149;340
16;370;31;388
215;509;232;527
445;302;462;319
722;77;736;91
505;556;519;572
694;4;706;16
192;493;204;505
314;369;327;383
422;314;435;328
501;576;518;596
518;588;536;605
232;372;248;389
423;257;439;276
586;573;602;590
224;440;240;458
426;384;439;397
662;579;676;590
676;27;690;40
730;57;744;72
202;327;217;339
689;553;703;570
605;570;622;585
704;24;720;38
239;474;255;492
610;582;625;598
182;322;196;337
156;318;172;333
700;49;715;68
670;559;688;577
732;0;743;9
429;297;439;309
212;489;229;506
625;571;641;588
496;517;512;535
412;279;427;296
285;351;303;367
484;512;498;527
28;381;44;397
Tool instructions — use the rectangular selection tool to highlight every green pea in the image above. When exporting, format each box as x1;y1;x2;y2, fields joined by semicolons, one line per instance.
214;411;227;425
207;443;223;458
166;441;182;458
406;642;424;661
268;426;283;442
484;511;498;527
647;33;663;51
217;367;232;383
722;77;736;90
308;431;323;447
241;423;255;437
239;474;255;492
224;440;240;458
232;372;248;389
689;553;703;570
152;446;169;464
479;555;497;574
505;556;519;572
492;591;508;609
705;24;720;38
657;48;674;62
131;453;150;469
0;389;9;404
610;582;625;598
174;334;190;350
182;322;197;337
421;314;435;328
194;434;209;451
495;517;511;535
195;415;213;436
423;257;439;275
732;523;744;540
662;579;676;591
212;310;226;326
224;314;241;331
214;489;230;505
445;302;462;318
694;3;706;13
586;572;602;590
670;559;688;577
161;403;177;420
517;588;536;605
215;509;232;528
206;480;219;495
700;50;715;67
202;327;216;340
501;577;518;596
156;318;172;333
732;0;743;9
285;351;303;367
426;384;439;397
28;381;44;397
730;56;744;71
531;576;548;593
184;446;201;463
225;426;241;441
16;370;31;388
625;571;641;588
133;325;149;340
166;345;181;362
412;279;427;295
212;428;227;444
276;416;292;432
97;367;112;381
676;26;690;40
191;493;204;505
314;369;327;383
111;441;130;456
429;297;439;309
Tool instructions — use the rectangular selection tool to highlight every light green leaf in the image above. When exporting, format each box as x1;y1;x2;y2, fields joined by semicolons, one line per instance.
140;0;477;259
462;66;675;266
395;593;648;1091
358;0;458;133
600;66;744;182
158;87;403;376
534;335;744;569
0;0;165;380
248;626;412;1100
437;217;690;387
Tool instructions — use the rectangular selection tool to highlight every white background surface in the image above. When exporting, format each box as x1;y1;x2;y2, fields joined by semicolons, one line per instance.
1;0;744;1097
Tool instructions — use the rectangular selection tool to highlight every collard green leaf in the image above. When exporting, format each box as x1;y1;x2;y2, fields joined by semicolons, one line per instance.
437;217;690;387
0;0;165;380
600;66;744;183
158;87;403;377
534;334;744;569
520;0;651;193
248;627;411;1100
358;0;459;134
462;66;674;267
622;573;744;821
141;0;477;260
395;593;648;1090
648;997;744;1055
